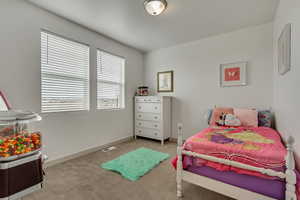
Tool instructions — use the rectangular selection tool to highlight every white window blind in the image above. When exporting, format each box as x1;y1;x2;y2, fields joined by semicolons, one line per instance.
41;31;90;113
97;50;125;110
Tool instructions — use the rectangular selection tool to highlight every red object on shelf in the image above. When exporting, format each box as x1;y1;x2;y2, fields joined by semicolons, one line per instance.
137;86;149;96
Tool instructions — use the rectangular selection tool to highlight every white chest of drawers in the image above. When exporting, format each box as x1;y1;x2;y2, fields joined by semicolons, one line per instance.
134;96;172;145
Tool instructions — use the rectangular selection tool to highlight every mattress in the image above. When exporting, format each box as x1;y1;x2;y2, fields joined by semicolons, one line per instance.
186;164;285;200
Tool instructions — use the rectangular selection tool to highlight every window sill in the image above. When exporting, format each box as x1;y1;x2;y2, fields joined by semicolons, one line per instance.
41;109;90;114
97;108;125;111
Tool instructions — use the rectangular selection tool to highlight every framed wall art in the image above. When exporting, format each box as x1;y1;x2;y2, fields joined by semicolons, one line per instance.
220;62;247;87
278;23;292;75
157;71;174;92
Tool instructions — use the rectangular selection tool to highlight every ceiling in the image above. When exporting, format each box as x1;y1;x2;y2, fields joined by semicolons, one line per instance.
27;0;279;52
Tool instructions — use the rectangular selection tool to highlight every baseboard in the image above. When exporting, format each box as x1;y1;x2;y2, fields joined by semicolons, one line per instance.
44;136;133;168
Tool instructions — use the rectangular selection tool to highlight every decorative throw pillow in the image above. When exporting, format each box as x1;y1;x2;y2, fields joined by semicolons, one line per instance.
224;114;241;127
258;110;272;127
210;107;234;126
234;108;258;127
215;113;241;127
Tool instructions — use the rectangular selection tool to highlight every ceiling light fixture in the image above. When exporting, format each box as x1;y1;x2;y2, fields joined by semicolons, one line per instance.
144;0;167;16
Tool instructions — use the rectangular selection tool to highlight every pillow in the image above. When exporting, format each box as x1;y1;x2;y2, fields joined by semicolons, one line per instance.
258;110;272;127
210;107;234;126
215;113;241;127
234;108;258;127
224;114;241;127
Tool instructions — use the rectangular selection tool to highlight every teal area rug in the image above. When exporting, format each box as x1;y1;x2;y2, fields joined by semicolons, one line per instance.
101;147;170;181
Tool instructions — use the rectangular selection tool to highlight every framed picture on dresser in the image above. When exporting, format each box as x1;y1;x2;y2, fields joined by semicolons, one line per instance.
157;71;174;92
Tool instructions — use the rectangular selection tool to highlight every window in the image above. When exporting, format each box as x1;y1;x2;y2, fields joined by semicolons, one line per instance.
97;50;125;110
41;31;90;113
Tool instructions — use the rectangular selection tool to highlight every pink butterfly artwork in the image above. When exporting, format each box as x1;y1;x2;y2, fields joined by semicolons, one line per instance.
225;67;240;81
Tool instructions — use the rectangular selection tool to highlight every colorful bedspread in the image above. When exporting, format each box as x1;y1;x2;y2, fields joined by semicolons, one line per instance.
171;126;300;198
183;127;287;178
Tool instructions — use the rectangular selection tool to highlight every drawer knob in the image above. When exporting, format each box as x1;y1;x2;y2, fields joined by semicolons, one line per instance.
154;116;158;119
139;115;142;117
154;132;158;136
139;123;142;125
138;106;141;109
139;130;142;133
155;107;158;109
154;125;158;127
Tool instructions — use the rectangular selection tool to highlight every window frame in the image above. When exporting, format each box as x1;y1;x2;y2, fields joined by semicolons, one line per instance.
96;49;126;111
40;30;90;113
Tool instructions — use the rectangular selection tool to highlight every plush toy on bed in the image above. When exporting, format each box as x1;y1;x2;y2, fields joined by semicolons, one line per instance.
216;113;241;127
215;112;226;126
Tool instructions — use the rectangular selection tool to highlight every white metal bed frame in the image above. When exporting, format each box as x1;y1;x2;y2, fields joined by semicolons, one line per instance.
176;123;297;200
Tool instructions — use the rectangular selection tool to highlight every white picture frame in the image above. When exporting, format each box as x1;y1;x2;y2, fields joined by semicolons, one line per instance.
278;23;292;75
157;71;174;93
220;62;247;87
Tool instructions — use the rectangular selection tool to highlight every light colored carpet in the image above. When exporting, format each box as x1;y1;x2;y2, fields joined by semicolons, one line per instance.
24;138;233;200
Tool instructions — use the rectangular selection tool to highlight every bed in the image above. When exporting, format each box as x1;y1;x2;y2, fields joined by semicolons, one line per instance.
175;124;298;200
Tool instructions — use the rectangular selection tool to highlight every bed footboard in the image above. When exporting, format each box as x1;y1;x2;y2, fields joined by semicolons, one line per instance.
176;123;183;198
285;136;297;200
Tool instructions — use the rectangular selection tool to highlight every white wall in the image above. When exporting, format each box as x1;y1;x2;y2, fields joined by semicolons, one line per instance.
144;23;274;138
273;0;300;168
0;0;144;162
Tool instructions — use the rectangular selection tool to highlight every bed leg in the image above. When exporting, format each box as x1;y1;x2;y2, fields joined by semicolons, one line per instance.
177;123;183;198
177;146;183;198
285;136;297;200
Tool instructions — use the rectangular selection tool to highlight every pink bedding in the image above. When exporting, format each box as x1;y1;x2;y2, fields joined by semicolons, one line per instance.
171;126;300;198
183;126;287;178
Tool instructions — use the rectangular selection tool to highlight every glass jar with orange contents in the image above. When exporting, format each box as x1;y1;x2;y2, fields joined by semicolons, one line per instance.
0;110;42;161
